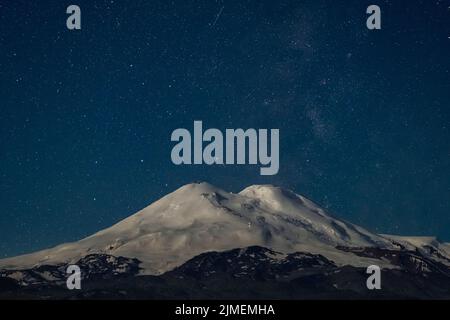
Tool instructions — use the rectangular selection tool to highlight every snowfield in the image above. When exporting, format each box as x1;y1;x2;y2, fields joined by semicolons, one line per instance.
1;182;449;274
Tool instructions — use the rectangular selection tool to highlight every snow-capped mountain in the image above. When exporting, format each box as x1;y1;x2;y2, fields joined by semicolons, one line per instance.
1;182;449;275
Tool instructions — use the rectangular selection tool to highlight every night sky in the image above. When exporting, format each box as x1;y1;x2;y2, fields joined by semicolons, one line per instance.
1;0;450;258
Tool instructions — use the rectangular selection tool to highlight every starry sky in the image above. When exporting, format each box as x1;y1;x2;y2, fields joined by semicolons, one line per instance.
1;0;450;258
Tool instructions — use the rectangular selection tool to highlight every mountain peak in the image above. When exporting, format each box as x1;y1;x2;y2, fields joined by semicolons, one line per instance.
174;181;226;195
0;181;401;274
240;184;296;199
240;184;283;191
239;184;310;212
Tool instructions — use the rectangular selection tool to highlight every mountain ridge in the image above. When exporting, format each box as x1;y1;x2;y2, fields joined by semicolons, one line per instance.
2;245;450;299
1;182;449;275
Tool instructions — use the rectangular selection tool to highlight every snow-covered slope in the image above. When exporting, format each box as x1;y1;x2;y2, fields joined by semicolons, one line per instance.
0;182;439;275
380;234;450;265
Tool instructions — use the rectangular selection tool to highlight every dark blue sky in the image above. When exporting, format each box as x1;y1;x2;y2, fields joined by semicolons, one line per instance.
1;0;450;257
